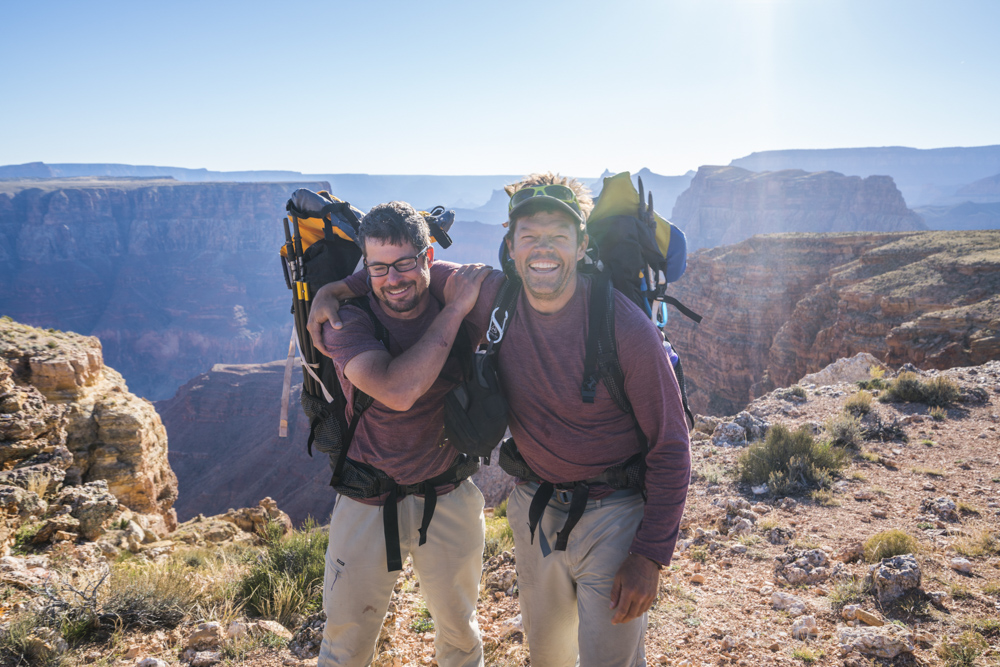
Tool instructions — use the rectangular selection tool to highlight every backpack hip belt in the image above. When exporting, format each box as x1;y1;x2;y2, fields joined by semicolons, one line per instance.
340;455;478;572
498;437;645;553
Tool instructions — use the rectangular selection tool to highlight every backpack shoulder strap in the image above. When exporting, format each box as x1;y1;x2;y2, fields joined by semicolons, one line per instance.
330;296;390;485
485;274;521;357
582;275;649;453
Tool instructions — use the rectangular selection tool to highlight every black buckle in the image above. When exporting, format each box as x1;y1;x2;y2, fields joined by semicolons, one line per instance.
581;377;597;403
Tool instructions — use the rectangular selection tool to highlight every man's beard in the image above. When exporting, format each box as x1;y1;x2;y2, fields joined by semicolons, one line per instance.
376;280;420;313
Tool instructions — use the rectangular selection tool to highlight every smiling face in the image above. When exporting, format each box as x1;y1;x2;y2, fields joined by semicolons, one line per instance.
364;239;432;318
506;209;588;313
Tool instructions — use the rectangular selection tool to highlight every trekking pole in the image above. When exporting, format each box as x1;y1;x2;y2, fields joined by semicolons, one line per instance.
288;215;315;396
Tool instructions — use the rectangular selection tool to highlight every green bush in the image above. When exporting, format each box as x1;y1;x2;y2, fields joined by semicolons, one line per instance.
237;520;327;626
737;424;847;496
862;529;919;563
879;372;960;407
493;498;508;519
826;414;864;449
484;515;514;560
937;631;988;667
843;390;873;416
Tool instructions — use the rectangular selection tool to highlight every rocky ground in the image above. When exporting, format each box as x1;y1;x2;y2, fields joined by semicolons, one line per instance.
1;347;998;665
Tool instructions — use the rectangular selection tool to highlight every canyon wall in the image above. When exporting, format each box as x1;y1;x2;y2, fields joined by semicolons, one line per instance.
0;178;512;400
0;318;178;536
666;231;1000;416
158;361;514;525
672;166;926;251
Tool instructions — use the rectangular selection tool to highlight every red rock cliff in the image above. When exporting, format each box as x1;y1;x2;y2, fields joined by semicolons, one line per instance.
666;231;1000;416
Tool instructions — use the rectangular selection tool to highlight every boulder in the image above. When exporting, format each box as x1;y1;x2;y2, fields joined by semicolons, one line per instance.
921;497;958;522
774;548;844;586
711;422;746;448
838;625;914;659
791;616;819;640
51;480;121;540
771;591;808;616
733;411;770;442
869;554;921;603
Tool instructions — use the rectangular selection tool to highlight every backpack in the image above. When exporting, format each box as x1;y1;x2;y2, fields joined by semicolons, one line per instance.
280;189;480;570
490;172;702;552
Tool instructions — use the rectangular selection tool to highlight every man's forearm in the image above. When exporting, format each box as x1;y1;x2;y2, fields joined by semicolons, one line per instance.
342;303;467;411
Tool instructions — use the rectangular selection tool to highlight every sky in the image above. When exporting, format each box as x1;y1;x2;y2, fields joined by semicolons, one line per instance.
2;0;998;177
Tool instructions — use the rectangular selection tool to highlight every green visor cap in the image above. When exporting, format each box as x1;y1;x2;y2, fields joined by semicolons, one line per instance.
507;195;584;225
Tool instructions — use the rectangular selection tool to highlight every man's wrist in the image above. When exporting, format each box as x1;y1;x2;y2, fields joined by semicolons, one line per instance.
628;551;663;570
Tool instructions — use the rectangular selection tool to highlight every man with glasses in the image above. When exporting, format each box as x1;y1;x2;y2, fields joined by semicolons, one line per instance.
315;201;490;667
311;176;690;667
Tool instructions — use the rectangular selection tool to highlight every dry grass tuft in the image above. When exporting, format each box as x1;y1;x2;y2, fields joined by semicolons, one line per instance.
863;529;919;563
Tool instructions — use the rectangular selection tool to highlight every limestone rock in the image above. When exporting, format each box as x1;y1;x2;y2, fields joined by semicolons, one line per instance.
921;496;958;522
253;619;293;641
0;484;48;521
949;557;972;574
733;411;770;442
771;591;808;616
185;621;224;651
51;480;121;540
711;422;746;447
838;625;914;659
799;353;886;386
774;548;843;585
854;609;884;627
289;611;326;659
869;554;921;603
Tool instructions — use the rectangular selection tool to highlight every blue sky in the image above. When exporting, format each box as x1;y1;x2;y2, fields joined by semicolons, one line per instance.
2;0;998;176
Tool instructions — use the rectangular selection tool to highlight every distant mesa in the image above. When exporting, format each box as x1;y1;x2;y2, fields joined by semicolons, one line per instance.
671;166;925;251
730;145;1000;207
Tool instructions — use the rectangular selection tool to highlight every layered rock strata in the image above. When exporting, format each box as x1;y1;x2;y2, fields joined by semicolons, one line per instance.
0;318;178;535
666;231;1000;415
0;178;327;400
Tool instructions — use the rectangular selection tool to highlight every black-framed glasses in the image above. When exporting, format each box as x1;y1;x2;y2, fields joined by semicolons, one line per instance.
364;246;428;277
508;183;582;214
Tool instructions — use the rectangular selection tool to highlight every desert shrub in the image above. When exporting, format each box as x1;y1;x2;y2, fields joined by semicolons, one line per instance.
844;390;873;416
953;529;998;558
484;515;514;560
493;498;508;519
862;529;919;563
880;371;925;403
922;376;961;407
828;578;873;610
809;489;841;506
929;406;947;421
737;424;847;496
880;372;960;407
0;611;65;666
937;631;988;667
101;560;201;630
826;414;864;449
237;520;327;626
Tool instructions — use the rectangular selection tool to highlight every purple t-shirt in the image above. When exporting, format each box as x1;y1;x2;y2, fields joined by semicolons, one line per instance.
322;292;479;487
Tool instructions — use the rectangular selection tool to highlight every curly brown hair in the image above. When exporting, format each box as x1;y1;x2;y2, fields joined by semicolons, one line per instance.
504;172;593;239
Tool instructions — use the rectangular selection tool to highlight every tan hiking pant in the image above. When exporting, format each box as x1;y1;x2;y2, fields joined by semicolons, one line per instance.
508;482;648;667
318;479;486;667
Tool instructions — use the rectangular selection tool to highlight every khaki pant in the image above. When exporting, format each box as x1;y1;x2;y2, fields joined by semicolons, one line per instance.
318;480;486;667
508;482;648;667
